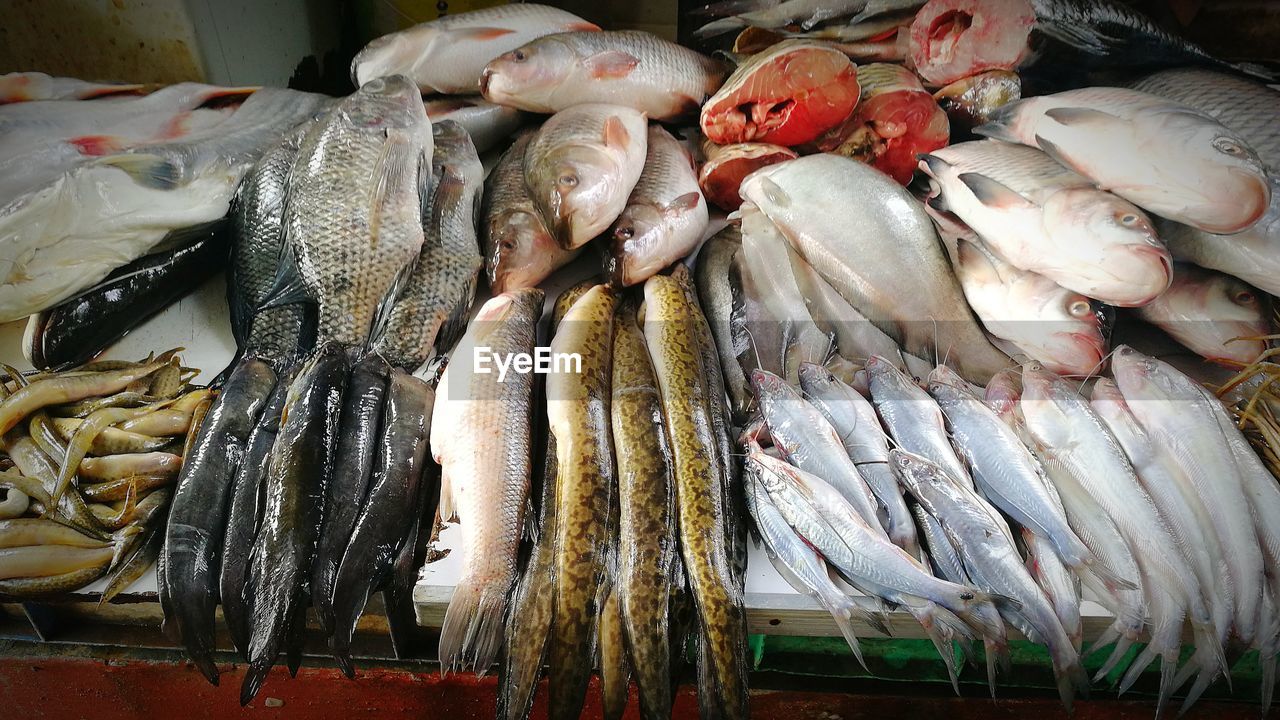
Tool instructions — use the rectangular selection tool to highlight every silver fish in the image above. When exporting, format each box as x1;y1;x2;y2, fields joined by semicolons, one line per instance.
1022;528;1082;653
1133;263;1269;365
694;225;749;421
866;356;973;490
1158;179;1280;297
424;97;526;154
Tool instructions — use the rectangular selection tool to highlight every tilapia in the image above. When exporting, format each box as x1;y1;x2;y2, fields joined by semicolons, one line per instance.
950;238;1107;376
934;70;1022;136
1133;264;1268;365
162;357;275;684
697;141;796;212
434;289;542;674
608;126;708;287
798;362;918;556
694;226;750;421
740;155;1010;383
424;97;526;154
373;120;484;370
483;30;723;120
523;103;647;250
275;75;431;347
920;139;1171;307
482;133;580;293
643;273;747;720
0;72;147;104
351;4;599;94
976;87;1271;234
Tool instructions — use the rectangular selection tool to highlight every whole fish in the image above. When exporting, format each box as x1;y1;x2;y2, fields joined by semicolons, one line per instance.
920;140;1170;306
976;87;1271;235
162;357;275;685
700;40;859;147
482;31;724;120
796;362;918;556
310;353;390;633
228;122;314;365
934;70;1022;136
950;238;1107;375
351;4;599;94
523;103;647;250
24;221;229;370
0;72;147;104
695;0;886;37
1158;180;1280;297
740;155;1009;383
545;285;616;720
866;356;973;489
373;120;484;370
694;226;749;421
433;289;542;674
611;300;677;720
482;133;580;293
643;273;747;720
275;75;431;347
241;343;347;705
1134;264;1269;364
331;371;433;676
608;126;708;287
698;141;796;212
424;97;526;154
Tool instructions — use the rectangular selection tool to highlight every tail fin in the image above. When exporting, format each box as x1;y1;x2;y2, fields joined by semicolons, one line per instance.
954;593;1009;648
828;605;868;673
1261;654;1276;716
1051;660;1089;714
693;17;747;39
438;579;508;676
908;603;977;695
1082;556;1138;593
240;654;272;706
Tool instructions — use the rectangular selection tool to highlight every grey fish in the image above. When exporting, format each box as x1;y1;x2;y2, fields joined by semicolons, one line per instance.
694;225;749;421
866;356;974;490
424;97;526;154
373;120;484;371
274;75;432;348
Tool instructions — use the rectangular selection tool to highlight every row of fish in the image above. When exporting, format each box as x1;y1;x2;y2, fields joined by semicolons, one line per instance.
0;353;203;600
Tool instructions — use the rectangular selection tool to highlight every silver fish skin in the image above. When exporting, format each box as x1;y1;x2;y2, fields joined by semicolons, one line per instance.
866;356;973;490
977;87;1271;235
351;4;599;94
694;0;867;37
914;504;968;583
432;289;542;675
797;362;919;557
787;247;909;370
1159;177;1280;297
891;449;1087;711
1022;528;1082;653
373;120;484;371
281;75;432;348
695;225;749;421
749;369;884;537
608;125;708;286
1133;263;1269;365
482;31;725;120
523;102;647;250
920;140;1170;307
424;97;526;154
739;154;1009;384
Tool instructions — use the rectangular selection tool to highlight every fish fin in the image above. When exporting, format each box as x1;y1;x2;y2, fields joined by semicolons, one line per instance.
583;50;640;79
664;191;703;214
569;21;602;31
1032;134;1073;170
757;177;792;209
1118;644;1161;696
438;470;457;523
68;134;125;156
603;116;633;151
971;118;1018;144
370;128;419;235
438;579;508;675
694;16;748;39
826;604;868;673
957;173;1035;211
94;153;182;189
919;154;951;179
257;244;313;310
1043;106;1122;128
1262;654;1276;716
449;26;517;40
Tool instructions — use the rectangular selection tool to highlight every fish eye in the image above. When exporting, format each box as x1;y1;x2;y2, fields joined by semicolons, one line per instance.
512;50;527;62
1119;213;1139;226
616;226;634;240
500;239;517;250
1235;290;1256;305
1068;300;1092;317
960;591;974;600
558;173;578;188
1213;137;1246;157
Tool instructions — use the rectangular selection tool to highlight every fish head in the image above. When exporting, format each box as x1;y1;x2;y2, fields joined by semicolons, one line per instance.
480;39;573;105
984;369;1021;419
1005;270;1108;376
1159;113;1271;232
866;354;919;393
797;361;838;395
528;142;620;247
486;210;561;294
344;75;428;130
887;449;945;492
608;202;667;286
1018;363;1081;446
749;368;790;405
1109;344;1179;404
1166;269;1269;364
1042;189;1171;306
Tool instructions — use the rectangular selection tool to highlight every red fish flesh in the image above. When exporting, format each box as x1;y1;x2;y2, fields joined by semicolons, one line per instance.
698;140;798;211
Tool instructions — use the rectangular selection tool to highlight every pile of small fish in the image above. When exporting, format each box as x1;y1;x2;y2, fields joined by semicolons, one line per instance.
0;352;204;600
740;344;1280;714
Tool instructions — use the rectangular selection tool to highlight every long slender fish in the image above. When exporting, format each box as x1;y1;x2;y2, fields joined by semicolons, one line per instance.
695;226;749;421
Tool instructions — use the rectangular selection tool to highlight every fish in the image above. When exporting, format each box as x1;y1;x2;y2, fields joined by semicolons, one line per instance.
544;284;616;720
274;75;431;348
643;273;748;720
740;154;1010;383
482;133;581;294
351;4;599;94
384;456;439;661
78;452;182;482
523;103;648;250
908;0;1272;88
866;356;973;489
310;354;390;634
1133;264;1269;365
0;544;116;579
933;70;1022;136
228;122;314;366
698;140;796;212
0;355;170;436
161;356;276;685
700;40;860;147
0;518;109;548
102;525;164;603
789;11;916;42
0;72;148;104
920;139;1171;307
1158;183;1280;298
950;237;1107;375
694;0;882;37
798;362;919;556
694;226;750;421
1021;528;1082;653
810;63;949;185
433;289;542;675
23;221;230;370
47;416;169;455
608;126;708;287
611;299;678;720
331;371;434;676
424;97;526;154
482;30;724;120
976;87;1271;235
373;120;484;371
241;343;348;705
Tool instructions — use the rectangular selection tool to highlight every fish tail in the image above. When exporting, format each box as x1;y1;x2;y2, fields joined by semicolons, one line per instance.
439;578;508;676
1051;658;1089;715
240;654;274;707
983;637;1001;697
826;604;869;673
910;605;962;694
1118;643;1165;697
1192;620;1231;683
693;16;747;39
954;593;1009;648
1261;653;1276;715
1083;556;1138;594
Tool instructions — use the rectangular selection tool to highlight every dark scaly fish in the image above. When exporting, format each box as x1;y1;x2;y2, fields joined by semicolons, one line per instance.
694;226;748;422
384;456;440;660
161;356;276;685
240;343;347;705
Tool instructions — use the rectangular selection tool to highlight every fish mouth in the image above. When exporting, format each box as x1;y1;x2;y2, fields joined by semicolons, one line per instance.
1224;169;1273;233
924;9;973;65
479;68;495;97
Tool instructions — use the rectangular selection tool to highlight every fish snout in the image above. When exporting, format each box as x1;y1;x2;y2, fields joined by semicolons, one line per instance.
1227;168;1273;233
479;67;496;97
